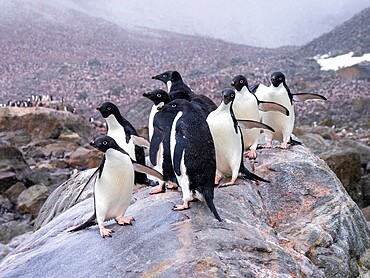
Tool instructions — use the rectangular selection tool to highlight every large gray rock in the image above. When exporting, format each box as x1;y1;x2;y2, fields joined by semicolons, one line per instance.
0;146;369;277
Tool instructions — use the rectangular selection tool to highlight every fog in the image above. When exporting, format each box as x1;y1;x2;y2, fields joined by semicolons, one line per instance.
3;0;370;48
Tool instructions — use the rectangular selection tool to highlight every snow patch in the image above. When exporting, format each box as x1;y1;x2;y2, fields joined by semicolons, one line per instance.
314;52;370;71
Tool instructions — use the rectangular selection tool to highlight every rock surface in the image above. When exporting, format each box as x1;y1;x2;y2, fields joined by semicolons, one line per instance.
0;146;369;277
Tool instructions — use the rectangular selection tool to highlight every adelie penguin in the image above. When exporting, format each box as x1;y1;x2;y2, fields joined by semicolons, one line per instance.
207;88;271;186
70;136;163;238
231;74;289;158
96;102;156;186
143;89;177;194
254;71;327;148
157;99;222;221
152;70;217;116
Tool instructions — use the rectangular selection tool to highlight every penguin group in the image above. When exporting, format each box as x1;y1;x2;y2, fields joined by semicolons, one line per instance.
71;70;326;237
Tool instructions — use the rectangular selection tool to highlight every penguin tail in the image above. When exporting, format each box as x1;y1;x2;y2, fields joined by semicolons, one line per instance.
240;166;270;183
69;214;96;232
289;136;302;146
202;190;222;222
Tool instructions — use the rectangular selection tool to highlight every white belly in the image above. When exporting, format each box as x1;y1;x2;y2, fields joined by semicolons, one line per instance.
207;110;241;177
233;90;261;149
148;103;164;141
106;115;136;160
94;149;134;224
256;85;295;142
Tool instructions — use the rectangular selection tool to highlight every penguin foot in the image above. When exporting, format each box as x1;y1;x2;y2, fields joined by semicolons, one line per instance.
172;204;190;211
264;142;273;148
215;176;222;185
150;186;166;195
219;179;237;187
99;226;114;238
115;217;135;225
278;142;289;149
245;150;257;159
165;182;178;190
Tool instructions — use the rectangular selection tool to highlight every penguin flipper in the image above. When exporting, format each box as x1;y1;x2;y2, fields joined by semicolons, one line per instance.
74;161;103;203
292;93;327;102
173;136;186;176
240;166;269;183
133;163;163;181
69;214;97;232
149;127;164;166
249;83;260;94
258;101;290;116
131;135;150;148
289;136;302;146
237;119;275;132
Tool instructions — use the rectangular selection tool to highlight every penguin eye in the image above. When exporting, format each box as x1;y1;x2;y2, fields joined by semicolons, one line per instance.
240;80;244;84
171;104;177;108
163;74;167;78
231;94;235;98
102;141;108;145
107;107;111;111
156;94;161;98
279;77;282;80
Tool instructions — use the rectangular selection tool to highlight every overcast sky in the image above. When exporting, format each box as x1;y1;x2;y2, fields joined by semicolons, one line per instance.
58;0;369;48
3;0;370;48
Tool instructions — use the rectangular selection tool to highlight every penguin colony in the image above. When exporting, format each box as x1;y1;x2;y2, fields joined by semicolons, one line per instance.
71;70;326;237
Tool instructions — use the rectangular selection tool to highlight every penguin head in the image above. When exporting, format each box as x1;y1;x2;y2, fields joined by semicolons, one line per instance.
96;102;121;118
90;135;121;153
271;72;286;87
143;89;170;105
151;71;173;84
170;71;183;83
221;88;235;105
231;75;248;91
157;99;189;113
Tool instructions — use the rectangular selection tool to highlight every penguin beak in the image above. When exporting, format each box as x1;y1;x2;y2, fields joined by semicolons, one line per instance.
142;92;149;97
151;75;158;80
90;140;95;146
96;107;101;111
231;81;235;86
157;106;164;111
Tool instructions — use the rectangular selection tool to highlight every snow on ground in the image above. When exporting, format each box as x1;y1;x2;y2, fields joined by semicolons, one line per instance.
315;52;370;71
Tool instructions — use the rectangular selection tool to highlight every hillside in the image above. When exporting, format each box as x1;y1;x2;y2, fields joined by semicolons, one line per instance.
298;6;370;57
0;2;369;143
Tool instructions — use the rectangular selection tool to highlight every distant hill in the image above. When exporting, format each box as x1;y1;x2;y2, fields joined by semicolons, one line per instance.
298;6;370;57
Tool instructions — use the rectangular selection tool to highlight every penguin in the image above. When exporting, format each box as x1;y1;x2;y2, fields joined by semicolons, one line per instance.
142;89;171;141
207;88;272;186
142;89;176;194
96;102;155;186
152;70;194;96
254;71;327;148
231;74;289;158
152;70;217;116
157;99;221;221
70;135;163;238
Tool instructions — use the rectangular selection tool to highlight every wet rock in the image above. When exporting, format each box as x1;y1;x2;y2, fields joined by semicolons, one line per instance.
16;184;51;218
1;146;369;277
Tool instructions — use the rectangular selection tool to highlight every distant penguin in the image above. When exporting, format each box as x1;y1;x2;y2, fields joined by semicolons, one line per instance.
152;70;217;116
254;71;326;148
70;136;163;238
96;102;155;186
231;75;289;158
207;88;271;186
158;99;221;221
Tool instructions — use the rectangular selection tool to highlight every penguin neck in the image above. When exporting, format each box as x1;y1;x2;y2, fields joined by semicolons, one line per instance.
215;102;231;115
106;114;124;131
239;86;250;94
166;81;172;93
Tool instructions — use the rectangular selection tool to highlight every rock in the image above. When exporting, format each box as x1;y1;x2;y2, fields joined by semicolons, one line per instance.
0;145;32;193
16;184;51;218
321;149;363;207
0;220;32;244
362;206;370;222
1;146;369;277
26;168;53;187
362;174;370;207
0;243;11;261
0;107;93;144
0;195;12;211
68;147;102;169
3;182;27;204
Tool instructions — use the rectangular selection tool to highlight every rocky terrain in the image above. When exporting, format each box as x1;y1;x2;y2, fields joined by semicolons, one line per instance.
0;1;369;274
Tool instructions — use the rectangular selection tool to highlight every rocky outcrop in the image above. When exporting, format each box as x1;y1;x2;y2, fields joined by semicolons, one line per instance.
0;145;369;277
